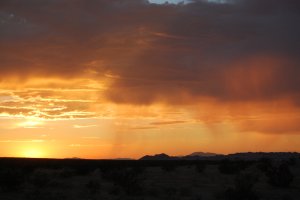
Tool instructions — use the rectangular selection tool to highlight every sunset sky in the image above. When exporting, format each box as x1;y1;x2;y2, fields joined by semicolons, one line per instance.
0;0;300;159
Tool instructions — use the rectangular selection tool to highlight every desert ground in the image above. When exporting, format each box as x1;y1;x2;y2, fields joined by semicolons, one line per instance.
0;157;299;200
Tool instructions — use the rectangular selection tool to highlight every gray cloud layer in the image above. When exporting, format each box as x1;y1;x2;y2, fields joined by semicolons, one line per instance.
1;0;300;104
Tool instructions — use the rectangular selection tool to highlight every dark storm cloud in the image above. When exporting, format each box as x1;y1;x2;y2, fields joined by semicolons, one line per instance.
0;0;300;104
0;0;152;77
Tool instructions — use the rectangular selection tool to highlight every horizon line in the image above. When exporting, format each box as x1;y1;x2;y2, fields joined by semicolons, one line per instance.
1;151;299;160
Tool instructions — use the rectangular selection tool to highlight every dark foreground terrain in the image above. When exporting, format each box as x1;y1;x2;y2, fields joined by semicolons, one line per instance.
0;154;300;200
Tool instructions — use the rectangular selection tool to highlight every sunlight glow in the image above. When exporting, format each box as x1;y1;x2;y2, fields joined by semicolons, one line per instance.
17;118;44;128
22;148;45;158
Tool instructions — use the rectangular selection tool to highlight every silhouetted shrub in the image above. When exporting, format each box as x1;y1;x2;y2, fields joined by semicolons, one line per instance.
179;187;192;197
265;163;293;188
281;194;293;200
195;163;206;173
102;167;143;195
29;169;53;188
58;168;75;178
194;196;202;200
24;188;67;200
219;187;259;200
161;164;177;172
86;179;101;194
109;185;122;196
74;165;94;175
163;186;178;197
257;158;273;173
146;187;161;197
218;160;248;174
257;159;293;188
0;168;24;192
217;172;259;200
132;166;146;175
287;157;297;166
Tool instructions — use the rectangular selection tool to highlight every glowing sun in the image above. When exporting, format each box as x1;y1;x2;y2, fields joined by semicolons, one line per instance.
22;148;45;158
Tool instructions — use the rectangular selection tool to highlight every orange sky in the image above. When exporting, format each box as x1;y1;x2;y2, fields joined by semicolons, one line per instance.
1;0;300;159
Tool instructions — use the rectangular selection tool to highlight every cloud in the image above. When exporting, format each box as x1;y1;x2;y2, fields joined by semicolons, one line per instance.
69;143;110;147
0;85;99;119
103;0;300;104
238;117;300;134
130;126;158;130
1;0;299;104
150;120;186;125
1;0;300;135
0;139;45;143
73;124;98;129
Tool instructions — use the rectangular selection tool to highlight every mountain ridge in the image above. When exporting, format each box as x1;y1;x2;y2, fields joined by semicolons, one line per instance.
140;152;300;161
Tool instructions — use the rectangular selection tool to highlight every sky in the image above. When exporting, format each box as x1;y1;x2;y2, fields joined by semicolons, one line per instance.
0;0;300;159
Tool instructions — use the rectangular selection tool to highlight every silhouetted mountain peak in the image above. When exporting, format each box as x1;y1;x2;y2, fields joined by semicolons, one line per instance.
188;152;220;157
140;152;300;161
156;153;170;158
226;152;300;161
64;157;82;160
140;153;171;160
